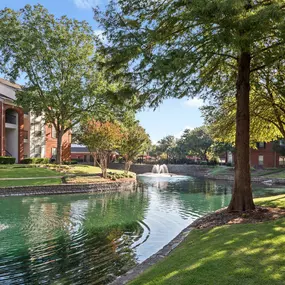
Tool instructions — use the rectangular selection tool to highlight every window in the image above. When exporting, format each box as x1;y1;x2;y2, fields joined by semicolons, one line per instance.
258;155;264;166
51;126;57;138
280;140;285;146
24;130;28;140
34;123;41;136
51;147;57;156
35;146;41;157
258;142;265;149
279;156;285;167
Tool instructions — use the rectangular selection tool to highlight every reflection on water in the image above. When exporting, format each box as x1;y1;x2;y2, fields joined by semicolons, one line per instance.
0;177;284;284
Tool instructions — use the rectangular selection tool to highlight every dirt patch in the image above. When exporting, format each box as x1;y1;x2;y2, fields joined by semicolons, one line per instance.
192;206;285;229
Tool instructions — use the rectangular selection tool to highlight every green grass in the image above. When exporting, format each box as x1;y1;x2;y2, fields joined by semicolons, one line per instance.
129;196;285;285
0;178;62;187
0;167;62;178
207;166;234;176
66;165;135;176
0;164;135;188
255;194;285;209
208;166;285;179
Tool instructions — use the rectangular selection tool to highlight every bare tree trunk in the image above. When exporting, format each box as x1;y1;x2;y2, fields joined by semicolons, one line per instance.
124;160;132;174
56;129;64;164
228;52;255;212
98;151;108;179
92;152;98;167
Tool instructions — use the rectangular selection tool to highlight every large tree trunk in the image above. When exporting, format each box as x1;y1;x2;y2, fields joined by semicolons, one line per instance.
56;129;64;164
228;52;255;212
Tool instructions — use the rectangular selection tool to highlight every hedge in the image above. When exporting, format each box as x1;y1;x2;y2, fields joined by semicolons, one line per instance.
21;158;49;164
0;156;16;164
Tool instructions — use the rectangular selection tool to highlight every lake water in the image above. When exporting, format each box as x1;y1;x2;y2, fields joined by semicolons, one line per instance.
0;176;284;284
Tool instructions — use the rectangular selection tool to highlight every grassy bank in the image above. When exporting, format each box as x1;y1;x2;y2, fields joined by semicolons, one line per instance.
129;196;285;285
208;165;285;179
0;164;134;187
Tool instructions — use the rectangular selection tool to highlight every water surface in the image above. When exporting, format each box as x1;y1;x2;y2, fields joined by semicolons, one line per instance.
0;176;284;284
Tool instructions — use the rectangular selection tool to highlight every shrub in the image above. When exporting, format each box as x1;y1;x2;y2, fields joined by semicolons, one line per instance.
63;160;78;165
226;162;233;167
207;159;218;166
21;158;33;164
21;157;49;164
0;156;16;164
107;172;131;180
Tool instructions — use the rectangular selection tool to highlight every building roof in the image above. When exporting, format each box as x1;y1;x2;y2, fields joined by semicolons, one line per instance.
0;78;21;90
0;93;14;101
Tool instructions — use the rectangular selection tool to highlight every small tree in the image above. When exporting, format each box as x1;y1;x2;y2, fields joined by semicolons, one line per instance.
120;124;151;173
79;120;122;178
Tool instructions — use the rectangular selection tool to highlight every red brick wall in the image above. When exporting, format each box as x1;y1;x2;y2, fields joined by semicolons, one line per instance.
45;125;71;161
250;142;278;168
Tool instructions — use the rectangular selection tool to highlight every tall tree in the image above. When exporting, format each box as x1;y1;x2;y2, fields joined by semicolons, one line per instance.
0;4;125;164
95;0;285;211
180;127;213;160
156;135;177;163
78;120;122;178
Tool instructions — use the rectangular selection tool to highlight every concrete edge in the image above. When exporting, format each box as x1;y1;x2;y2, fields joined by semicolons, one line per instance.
0;180;137;197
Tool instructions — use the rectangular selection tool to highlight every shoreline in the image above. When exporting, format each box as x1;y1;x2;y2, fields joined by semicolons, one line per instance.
109;202;285;285
0;179;137;197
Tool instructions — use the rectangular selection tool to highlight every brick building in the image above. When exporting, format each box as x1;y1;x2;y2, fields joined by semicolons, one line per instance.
226;141;285;168
0;78;71;162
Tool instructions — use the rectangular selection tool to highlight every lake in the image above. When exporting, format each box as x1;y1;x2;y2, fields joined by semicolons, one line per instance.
0;175;284;284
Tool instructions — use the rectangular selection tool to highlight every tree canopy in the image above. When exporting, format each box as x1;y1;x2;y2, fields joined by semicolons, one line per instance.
78;120;123;178
95;0;285;211
0;4;128;163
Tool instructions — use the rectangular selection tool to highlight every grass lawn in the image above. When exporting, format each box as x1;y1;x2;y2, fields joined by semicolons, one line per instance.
0;167;62;178
0;178;62;187
66;165;135;176
0;164;134;187
129;196;285;285
255;194;285;209
208;166;285;179
207;166;234;176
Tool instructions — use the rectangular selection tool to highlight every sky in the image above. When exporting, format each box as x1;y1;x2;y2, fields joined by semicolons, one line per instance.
0;0;205;143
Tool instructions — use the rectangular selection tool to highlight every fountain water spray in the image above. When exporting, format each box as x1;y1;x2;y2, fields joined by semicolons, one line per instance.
151;164;169;174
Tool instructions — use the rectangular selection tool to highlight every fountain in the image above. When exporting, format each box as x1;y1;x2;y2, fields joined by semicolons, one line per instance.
151;164;169;174
138;164;188;180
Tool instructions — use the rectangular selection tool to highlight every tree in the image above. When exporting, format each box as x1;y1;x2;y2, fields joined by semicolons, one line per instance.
0;4;124;164
202;64;285;145
120;124;151;173
95;0;285;211
156;135;177;163
179;127;213;160
78;120;122;178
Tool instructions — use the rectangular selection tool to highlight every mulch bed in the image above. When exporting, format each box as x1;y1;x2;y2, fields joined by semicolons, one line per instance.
192;206;285;229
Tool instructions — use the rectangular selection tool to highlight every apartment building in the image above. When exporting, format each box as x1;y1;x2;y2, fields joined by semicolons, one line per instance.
226;141;285;168
0;78;71;162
